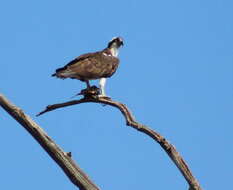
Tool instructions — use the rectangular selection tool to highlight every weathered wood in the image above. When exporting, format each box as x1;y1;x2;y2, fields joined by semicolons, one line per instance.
37;96;202;190
0;94;99;190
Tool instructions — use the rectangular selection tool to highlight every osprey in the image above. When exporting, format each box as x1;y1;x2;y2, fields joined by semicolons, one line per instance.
52;37;124;97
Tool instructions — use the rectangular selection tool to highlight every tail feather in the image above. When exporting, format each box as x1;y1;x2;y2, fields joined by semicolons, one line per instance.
51;67;76;79
51;66;67;77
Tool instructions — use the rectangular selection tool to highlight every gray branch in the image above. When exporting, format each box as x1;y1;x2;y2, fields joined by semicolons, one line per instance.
37;96;202;190
0;91;202;190
0;94;99;190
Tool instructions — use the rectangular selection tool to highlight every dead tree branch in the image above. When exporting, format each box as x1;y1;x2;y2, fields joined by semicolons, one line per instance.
37;96;202;190
0;94;99;190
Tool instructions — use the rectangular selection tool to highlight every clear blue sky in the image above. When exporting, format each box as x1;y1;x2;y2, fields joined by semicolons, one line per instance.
0;0;232;189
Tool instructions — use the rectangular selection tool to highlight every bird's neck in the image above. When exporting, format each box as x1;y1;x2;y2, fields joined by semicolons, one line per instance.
109;46;119;57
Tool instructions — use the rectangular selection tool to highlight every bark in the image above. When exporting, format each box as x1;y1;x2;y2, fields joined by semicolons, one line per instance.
0;92;202;190
0;94;99;190
37;96;202;190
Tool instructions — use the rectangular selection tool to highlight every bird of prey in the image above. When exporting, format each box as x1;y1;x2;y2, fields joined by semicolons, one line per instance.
52;37;124;97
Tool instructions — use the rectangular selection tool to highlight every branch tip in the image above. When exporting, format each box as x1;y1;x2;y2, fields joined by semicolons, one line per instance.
36;95;202;190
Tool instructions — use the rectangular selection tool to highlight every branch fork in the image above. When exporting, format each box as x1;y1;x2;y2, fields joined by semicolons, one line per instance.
0;92;202;190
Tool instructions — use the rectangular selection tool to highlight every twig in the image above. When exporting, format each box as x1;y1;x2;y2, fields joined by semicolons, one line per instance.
37;96;202;190
0;94;99;190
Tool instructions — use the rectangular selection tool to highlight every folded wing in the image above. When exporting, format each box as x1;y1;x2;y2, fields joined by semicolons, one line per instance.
52;51;119;81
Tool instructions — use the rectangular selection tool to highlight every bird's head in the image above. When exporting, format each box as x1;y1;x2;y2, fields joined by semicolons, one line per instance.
107;37;124;49
107;37;124;57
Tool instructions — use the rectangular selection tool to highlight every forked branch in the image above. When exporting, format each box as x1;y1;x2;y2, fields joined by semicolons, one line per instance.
37;95;202;190
0;91;202;190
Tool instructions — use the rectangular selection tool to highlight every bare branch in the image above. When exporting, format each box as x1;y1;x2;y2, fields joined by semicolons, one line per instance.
0;94;99;190
37;96;202;190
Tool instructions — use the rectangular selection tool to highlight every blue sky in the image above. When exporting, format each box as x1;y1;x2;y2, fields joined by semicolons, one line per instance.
0;0;232;189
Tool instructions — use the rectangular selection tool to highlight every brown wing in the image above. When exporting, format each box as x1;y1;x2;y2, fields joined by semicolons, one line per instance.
97;53;119;78
52;51;119;81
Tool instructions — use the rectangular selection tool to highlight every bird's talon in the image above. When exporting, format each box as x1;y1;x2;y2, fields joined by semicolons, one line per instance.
98;95;111;99
76;86;100;99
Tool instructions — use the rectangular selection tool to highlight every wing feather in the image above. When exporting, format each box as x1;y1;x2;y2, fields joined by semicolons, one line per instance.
52;51;119;80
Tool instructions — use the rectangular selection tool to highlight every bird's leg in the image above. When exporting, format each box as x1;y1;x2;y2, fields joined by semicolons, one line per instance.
72;80;92;98
77;80;99;98
98;78;109;98
85;80;91;89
